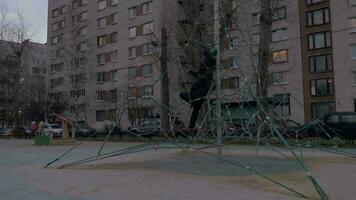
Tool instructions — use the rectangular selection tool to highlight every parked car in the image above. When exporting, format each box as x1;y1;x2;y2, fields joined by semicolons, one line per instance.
44;124;63;137
129;118;186;138
274;119;304;138
0;127;5;135
12;126;33;138
130;119;160;138
22;126;32;137
322;112;356;140
75;122;96;138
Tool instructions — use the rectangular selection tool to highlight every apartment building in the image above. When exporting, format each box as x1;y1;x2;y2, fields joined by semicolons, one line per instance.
47;0;356;129
330;0;356;113
0;40;47;126
298;0;356;121
219;0;305;123
220;0;356;123
48;0;183;129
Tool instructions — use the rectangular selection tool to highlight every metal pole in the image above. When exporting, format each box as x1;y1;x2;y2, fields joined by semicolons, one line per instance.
214;0;223;159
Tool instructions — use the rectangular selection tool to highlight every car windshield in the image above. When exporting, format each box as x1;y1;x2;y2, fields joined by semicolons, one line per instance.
50;124;61;129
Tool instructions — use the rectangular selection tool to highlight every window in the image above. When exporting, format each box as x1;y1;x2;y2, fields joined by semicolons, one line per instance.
272;7;286;21
71;89;86;98
96;110;106;121
274;94;290;116
142;1;153;14
111;89;117;100
97;72;105;83
143;43;154;55
272;50;288;63
232;56;240;68
52;23;58;31
98;17;106;29
97;35;106;47
81;0;88;6
59;20;65;29
311;78;334;96
272;28;287;42
143;22;154;34
349;0;356;6
129;67;137;78
111;50;118;62
60;5;67;14
141;86;153;97
252;13;261;25
129;47;136;58
128;88;138;98
78;41;87;52
350;18;356;33
252;34;260;44
111;70;117;81
111;32;118;42
309;54;333;73
112;0;119;6
97;91;105;101
51;36;59;45
308;31;331;49
306;0;325;5
78;104;86;113
129;27;136;38
111;13;118;24
307;8;330;26
222;77;239;89
229;38;240;49
272;71;289;85
51;48;64;59
52;9;59;17
71;73;86;82
326;115;339;124
51;63;64;72
97;54;105;65
142;64;153;76
352;44;356;59
129;7;136;18
32;67;40;74
98;0;107;10
342;115;356;123
80;12;87;21
311;102;335;120
78;27;87;36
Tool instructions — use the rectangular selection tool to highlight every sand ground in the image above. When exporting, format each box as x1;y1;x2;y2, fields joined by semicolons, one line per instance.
1;139;356;200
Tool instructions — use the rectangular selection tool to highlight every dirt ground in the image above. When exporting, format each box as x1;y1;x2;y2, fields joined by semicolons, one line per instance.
1;139;356;200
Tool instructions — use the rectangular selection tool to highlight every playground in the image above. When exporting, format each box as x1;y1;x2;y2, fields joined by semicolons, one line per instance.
1;139;356;200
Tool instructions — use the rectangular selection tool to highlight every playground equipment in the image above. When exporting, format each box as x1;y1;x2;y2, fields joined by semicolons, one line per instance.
34;113;75;145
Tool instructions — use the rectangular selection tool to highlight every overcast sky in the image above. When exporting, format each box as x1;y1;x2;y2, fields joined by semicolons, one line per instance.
4;0;48;44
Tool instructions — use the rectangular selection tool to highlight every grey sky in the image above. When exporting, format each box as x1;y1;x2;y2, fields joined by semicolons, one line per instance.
5;0;48;44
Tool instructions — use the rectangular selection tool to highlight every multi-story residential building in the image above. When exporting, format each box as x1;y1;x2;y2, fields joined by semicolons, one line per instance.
48;0;183;129
0;40;47;126
221;0;356;124
47;0;356;129
330;0;356;113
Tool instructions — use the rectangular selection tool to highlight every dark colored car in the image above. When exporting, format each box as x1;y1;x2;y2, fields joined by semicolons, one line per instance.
322;112;356;140
0;127;5;135
129;118;187;138
131;119;160;138
75;122;97;138
13;126;33;138
275;119;304;139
